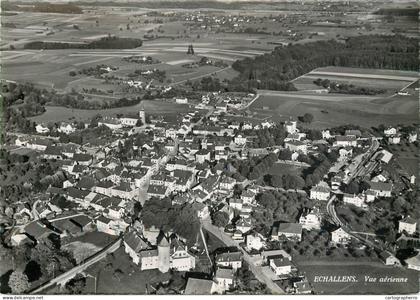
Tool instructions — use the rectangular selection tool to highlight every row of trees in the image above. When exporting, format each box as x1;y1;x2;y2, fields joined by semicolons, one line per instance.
313;78;385;95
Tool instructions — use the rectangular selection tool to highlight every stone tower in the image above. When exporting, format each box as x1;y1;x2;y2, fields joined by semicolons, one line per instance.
158;235;170;273
139;108;146;125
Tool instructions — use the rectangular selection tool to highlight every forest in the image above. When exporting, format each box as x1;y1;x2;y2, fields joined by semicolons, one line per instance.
24;36;143;50
230;35;419;91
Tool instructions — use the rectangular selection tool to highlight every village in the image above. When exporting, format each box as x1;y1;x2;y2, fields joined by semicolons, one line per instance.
2;91;419;294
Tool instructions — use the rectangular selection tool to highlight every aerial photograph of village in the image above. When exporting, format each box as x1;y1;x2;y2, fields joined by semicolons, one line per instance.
0;0;418;297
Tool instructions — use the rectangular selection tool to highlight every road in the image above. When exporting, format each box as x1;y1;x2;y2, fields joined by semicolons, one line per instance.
201;219;285;294
30;237;122;294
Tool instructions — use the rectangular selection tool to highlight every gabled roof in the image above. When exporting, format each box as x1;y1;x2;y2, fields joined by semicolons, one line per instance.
216;251;242;263
400;216;417;225
125;231;148;252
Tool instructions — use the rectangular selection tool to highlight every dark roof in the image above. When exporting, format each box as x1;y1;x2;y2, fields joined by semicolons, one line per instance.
125;231;148;252
277;223;302;235
184;278;214;295
24;221;52;240
216;251;242;263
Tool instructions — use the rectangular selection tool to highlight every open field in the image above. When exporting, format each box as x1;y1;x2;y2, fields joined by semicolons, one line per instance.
251;89;418;129
296;260;419;295
292;66;419;92
29;100;192;123
268;162;305;177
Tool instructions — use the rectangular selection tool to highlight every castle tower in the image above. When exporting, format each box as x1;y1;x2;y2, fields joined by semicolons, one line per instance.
139;108;146;125
158;236;170;273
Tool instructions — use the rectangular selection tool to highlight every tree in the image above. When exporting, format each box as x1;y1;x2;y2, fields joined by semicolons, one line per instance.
212;211;230;228
345;181;360;194
8;270;30;294
301;113;314;124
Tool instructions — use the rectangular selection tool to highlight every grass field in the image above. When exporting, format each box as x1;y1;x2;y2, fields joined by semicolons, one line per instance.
29;100;192;123
250;89;418;129
268;162;305;177
296;260;418;294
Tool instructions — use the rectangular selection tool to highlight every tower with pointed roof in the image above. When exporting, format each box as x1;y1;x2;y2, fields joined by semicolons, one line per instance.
158;235;170;273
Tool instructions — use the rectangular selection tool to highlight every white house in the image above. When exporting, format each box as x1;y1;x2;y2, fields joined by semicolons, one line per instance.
343;193;365;208
58;122;76;134
215;252;242;270
368;181;392;197
334;135;357;147
285;141;307;154
214;268;235;292
270;257;293;276
331;227;351;245
384;127;397;136
398;217;417;235
175;97;188;104
284;120;297;134
299;210;321;230
310;185;330;201
388;135;401;144
246;232;265;251
123;230;148;265
36;124;50;134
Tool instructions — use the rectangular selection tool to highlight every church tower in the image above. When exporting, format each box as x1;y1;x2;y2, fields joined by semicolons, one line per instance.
158;235;170;273
139;108;146;125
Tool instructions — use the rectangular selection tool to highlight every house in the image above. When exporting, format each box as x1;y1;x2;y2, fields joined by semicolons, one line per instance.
96;216;116;235
184;278;216;295
139;249;160;270
175;97;188;104
284;120;297;134
216;251;242;270
310;185;330;201
36;124;50;134
322;130;332;139
120;117;138;127
270;257;293;276
58;122;76;134
73;153;93;166
195;149;211;164
331;227;351;245
246;232;265;251
236;217;252;234
214;268;235;292
170;239;196;271
299;210;321;230
234;135;247;146
24;221;54;243
388;135;401;144
334;135;357;147
343;193;365;208
339;147;353;161
379;251;400;266
26;138;52;151
261;250;291;263
241;190;256;205
219;176;236;192
398;217;417;235
405;253;420;271
147;184;169;199
345;130;362;137
408;131;417;143
229;198;243;210
368;181;392;197
272;223;302;241
384;127;397;136
285;141;307;154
